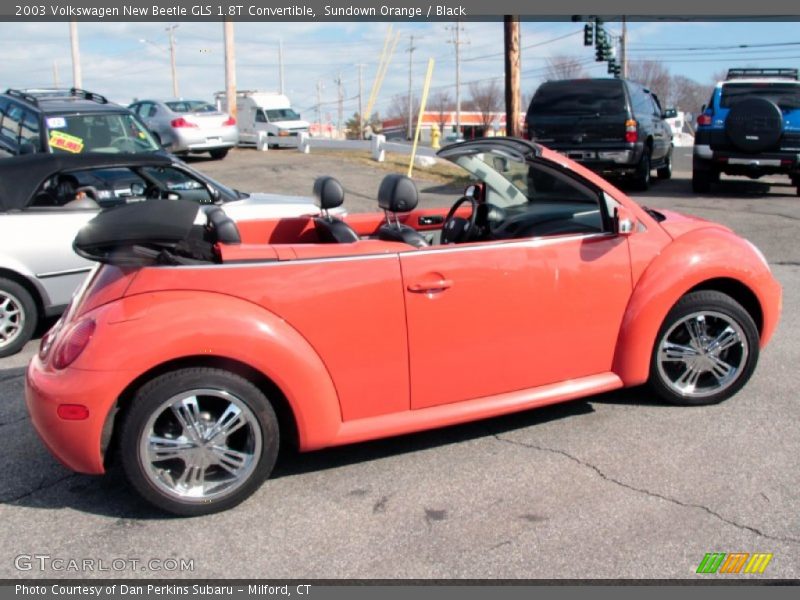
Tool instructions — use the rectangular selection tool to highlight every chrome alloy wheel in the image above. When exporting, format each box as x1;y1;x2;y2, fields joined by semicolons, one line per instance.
0;290;24;350
139;389;262;503
656;310;748;399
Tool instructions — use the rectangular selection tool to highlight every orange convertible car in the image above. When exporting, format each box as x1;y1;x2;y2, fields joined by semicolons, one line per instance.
26;138;781;515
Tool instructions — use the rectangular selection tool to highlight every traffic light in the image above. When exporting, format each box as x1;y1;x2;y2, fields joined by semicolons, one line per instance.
607;60;617;75
594;19;605;45
596;41;611;62
583;23;593;46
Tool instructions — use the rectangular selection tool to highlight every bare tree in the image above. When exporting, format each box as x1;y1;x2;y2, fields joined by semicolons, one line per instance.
387;93;420;137
627;60;673;107
544;55;588;80
429;90;453;132
468;80;503;129
671;75;712;114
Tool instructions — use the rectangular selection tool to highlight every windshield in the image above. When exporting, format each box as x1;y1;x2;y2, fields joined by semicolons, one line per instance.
265;108;301;121
530;80;626;116
47;113;160;154
166;100;218;114
720;82;800;109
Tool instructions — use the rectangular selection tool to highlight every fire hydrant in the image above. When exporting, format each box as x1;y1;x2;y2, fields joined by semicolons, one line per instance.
430;124;441;150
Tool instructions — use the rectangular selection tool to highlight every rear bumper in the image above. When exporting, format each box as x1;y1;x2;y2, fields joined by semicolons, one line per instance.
543;142;644;172
171;127;239;153
25;356;126;474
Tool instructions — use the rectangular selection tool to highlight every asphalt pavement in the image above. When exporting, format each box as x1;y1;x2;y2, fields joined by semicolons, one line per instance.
1;147;798;579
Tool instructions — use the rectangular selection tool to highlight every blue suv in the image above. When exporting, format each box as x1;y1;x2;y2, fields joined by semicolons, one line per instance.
693;68;800;193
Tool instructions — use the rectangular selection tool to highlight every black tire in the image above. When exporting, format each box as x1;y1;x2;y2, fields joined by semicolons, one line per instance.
656;150;673;180
120;367;279;516
725;97;783;153
209;148;229;160
0;277;37;358
649;291;759;407
692;157;713;193
633;147;651;191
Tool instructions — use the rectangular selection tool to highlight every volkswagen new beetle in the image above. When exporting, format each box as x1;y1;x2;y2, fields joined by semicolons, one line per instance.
25;138;781;515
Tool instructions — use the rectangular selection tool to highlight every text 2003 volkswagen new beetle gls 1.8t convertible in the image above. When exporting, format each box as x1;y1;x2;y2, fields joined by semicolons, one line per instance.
26;138;781;515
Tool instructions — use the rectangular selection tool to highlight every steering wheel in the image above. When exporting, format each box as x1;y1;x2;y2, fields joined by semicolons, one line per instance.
441;196;479;244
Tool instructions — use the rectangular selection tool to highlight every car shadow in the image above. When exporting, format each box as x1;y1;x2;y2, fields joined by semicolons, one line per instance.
2;384;672;519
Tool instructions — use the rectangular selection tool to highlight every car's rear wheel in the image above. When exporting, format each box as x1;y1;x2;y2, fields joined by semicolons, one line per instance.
633;147;651;191
649;291;759;406
120;368;279;516
0;278;37;358
209;148;229;160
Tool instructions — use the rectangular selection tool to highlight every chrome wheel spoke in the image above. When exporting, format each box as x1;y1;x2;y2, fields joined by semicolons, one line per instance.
708;355;734;383
708;326;740;354
206;404;246;441
660;342;698;363
148;435;194;462
685;315;708;348
175;462;206;492
210;445;250;475
170;396;204;442
675;364;702;391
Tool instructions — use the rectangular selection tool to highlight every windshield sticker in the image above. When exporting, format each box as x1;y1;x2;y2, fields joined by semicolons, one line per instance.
49;131;84;153
46;117;67;129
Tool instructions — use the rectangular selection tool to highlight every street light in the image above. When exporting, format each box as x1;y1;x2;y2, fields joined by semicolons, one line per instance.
138;24;179;97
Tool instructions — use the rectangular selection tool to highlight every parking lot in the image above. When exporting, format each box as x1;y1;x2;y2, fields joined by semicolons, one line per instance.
1;147;798;579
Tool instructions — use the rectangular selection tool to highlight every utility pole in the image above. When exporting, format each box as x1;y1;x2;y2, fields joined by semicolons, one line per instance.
406;35;416;140
166;24;179;97
447;23;467;137
357;63;365;139
335;72;344;138
278;39;285;94
620;17;628;78
316;79;324;136
223;20;237;121
69;21;82;88
504;16;521;138
52;60;60;87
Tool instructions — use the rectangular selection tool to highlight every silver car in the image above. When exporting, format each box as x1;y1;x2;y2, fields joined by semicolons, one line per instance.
0;152;339;357
129;99;238;159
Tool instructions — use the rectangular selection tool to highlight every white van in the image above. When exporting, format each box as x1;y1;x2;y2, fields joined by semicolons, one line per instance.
217;91;309;148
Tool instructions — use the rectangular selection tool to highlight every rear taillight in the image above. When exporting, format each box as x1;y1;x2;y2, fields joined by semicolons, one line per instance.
171;117;198;128
222;116;236;126
52;319;95;370
624;119;638;143
697;114;712;126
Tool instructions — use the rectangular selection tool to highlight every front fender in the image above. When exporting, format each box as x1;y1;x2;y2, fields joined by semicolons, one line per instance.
71;290;343;451
612;228;781;386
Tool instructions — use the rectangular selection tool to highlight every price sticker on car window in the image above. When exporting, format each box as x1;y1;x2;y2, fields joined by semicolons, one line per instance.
46;117;67;129
49;131;84;153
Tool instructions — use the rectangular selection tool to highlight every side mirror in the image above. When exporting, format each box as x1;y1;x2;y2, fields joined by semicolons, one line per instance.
662;108;677;119
615;205;636;237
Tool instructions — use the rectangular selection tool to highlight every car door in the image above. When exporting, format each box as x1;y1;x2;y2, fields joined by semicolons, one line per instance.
649;93;671;161
400;158;632;410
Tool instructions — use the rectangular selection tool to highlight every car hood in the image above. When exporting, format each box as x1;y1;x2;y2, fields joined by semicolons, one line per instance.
656;208;731;239
222;192;343;220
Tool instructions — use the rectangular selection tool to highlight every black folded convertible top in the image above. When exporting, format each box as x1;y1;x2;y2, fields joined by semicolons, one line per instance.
74;198;200;263
0;152;172;211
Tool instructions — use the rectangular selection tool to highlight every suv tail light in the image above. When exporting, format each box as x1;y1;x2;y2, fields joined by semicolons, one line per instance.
171;117;198;128
222;116;236;126
52;319;95;370
697;114;712;126
625;119;638;143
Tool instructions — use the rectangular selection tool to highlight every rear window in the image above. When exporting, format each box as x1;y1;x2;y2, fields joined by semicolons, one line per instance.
530;80;626;116
720;82;800;110
166;101;217;113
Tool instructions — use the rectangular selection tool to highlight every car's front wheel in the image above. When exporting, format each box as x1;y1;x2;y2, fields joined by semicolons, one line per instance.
0;278;37;358
656;151;672;180
649;291;759;406
120;368;280;516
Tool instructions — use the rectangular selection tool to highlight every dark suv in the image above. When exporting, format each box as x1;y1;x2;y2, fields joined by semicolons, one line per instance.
693;68;800;194
0;88;160;157
526;78;675;190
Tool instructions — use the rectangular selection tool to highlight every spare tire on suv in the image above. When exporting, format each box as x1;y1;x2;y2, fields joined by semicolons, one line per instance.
725;97;784;153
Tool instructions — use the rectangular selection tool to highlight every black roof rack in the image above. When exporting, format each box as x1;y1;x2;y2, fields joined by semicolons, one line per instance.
68;88;108;104
5;89;40;106
726;68;798;81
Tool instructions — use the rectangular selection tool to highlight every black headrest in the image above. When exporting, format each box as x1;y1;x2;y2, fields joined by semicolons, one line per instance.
206;207;241;244
378;174;418;213
313;176;345;210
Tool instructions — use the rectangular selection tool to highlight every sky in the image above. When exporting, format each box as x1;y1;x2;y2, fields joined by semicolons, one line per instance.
2;20;800;121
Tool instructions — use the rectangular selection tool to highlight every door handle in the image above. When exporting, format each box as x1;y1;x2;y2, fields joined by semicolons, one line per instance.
407;279;453;293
